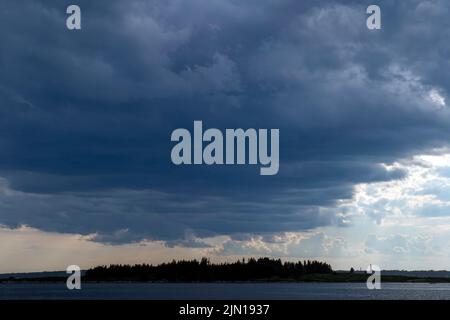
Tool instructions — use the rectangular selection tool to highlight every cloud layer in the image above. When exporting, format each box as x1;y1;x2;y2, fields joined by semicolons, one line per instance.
0;0;449;246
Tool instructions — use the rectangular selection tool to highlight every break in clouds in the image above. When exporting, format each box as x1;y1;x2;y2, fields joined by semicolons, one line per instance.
0;0;449;245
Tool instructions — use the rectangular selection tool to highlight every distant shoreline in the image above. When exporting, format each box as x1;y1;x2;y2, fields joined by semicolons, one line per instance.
2;274;450;284
2;258;450;284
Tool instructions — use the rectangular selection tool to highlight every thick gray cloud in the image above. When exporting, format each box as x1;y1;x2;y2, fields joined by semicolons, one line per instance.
0;0;449;243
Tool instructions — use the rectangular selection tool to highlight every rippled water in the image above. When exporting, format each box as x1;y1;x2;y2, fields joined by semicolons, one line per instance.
1;282;450;300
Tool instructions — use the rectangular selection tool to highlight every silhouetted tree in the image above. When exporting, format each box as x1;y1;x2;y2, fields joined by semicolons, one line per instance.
84;257;333;282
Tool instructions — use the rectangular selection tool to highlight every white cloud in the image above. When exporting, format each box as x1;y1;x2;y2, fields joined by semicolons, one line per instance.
429;89;446;107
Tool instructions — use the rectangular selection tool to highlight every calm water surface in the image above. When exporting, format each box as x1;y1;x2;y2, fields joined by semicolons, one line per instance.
1;282;450;299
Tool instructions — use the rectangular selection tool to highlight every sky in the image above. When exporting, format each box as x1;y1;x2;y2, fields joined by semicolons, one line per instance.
0;0;450;272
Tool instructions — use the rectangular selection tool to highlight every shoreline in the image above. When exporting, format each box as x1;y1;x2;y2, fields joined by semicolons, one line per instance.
2;276;450;284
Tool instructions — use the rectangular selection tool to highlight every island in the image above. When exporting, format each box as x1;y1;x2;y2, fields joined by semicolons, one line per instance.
1;258;450;283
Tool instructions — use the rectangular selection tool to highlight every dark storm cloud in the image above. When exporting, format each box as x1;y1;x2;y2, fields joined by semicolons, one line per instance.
0;0;449;243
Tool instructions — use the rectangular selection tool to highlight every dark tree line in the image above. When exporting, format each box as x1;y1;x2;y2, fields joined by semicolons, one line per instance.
84;257;333;282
